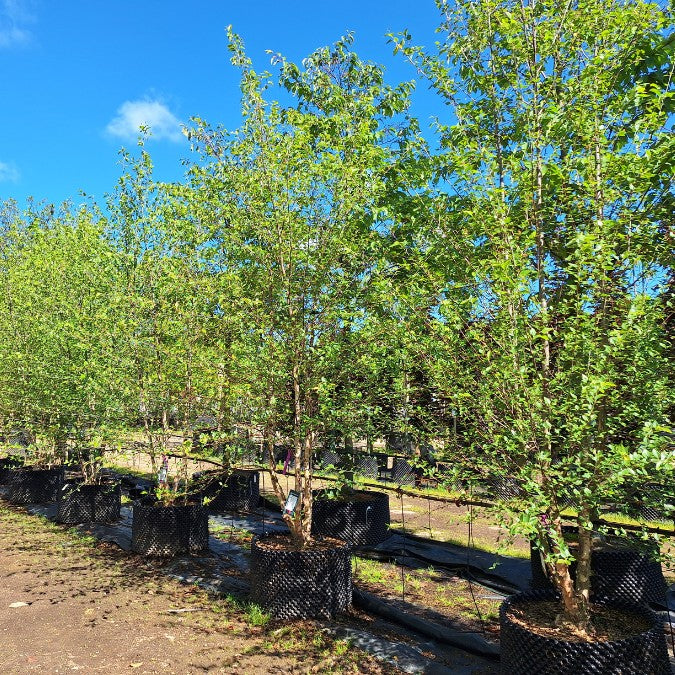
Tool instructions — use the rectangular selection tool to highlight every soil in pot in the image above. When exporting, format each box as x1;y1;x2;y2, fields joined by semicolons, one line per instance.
131;498;209;557
6;466;65;504
311;489;391;547
118;474;155;500
195;469;259;513
56;480;121;524
250;533;352;619
500;590;670;674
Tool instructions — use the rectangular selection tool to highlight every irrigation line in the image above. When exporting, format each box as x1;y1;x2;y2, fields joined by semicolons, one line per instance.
400;492;406;602
427;495;433;539
261;470;266;537
465;495;488;636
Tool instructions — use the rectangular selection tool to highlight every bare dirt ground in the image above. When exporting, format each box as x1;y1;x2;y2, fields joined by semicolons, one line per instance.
0;503;395;675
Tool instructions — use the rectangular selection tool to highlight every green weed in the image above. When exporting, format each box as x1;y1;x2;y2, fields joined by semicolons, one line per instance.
352;557;388;584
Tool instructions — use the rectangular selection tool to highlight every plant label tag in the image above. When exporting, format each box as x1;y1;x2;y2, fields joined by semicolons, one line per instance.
284;490;299;516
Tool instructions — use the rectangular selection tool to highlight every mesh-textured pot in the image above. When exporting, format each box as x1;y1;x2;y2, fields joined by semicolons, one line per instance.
119;474;155;500
131;499;209;557
591;547;667;606
318;449;342;470
0;456;23;484
486;475;523;500
617;483;672;523
355;455;378;479
311;490;391;547
500;590;670;675
530;538;667;606
391;457;415;486
250;534;352;619
56;481;121;524
6;467;65;504
197;469;259;513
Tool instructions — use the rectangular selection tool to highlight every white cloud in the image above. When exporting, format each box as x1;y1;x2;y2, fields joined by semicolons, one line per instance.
0;0;35;48
0;161;20;182
106;99;183;143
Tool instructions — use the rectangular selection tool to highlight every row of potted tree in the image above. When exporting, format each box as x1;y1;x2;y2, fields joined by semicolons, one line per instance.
0;432;394;620
0;0;672;671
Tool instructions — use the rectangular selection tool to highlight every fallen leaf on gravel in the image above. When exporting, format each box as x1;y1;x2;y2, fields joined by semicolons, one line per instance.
9;601;30;608
130;663;143;668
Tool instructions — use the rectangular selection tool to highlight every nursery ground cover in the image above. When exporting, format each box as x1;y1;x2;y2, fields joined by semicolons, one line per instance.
352;557;501;637
0;503;396;674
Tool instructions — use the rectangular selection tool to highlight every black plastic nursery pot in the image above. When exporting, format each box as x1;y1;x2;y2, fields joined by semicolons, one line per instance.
391;457;416;486
6;466;65;504
486;475;523;500
375;453;393;480
311;489;391;547
196;469;260;513
0;456;23;484
530;535;668;606
131;499;209;557
355;454;379;479
250;533;352;619
614;482;672;523
318;449;342;470
56;480;121;524
499;590;670;675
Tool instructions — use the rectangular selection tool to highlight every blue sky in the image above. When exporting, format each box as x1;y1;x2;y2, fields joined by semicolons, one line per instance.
0;0;446;210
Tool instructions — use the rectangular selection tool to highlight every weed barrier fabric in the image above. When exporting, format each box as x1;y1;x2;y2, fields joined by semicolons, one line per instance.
56;481;122;524
368;532;532;595
131;499;209;556
250;534;352;619
6;467;65;504
499;590;671;675
352;587;499;659
312;490;391;547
